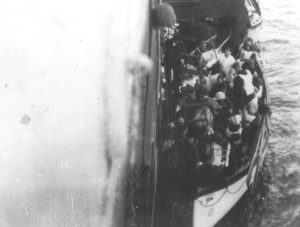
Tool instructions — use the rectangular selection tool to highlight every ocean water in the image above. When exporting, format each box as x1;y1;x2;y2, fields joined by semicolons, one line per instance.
217;0;300;226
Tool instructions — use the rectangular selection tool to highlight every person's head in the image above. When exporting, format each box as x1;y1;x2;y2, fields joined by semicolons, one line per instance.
199;87;209;98
180;58;185;65
242;59;255;72
215;91;226;100
210;62;222;75
206;42;214;50
173;25;180;38
226;74;234;89
244;42;251;51
199;41;207;52
177;117;185;127
229;69;237;78
224;47;231;57
233;61;243;72
200;68;208;77
186;56;195;66
250;53;257;60
183;72;189;80
243;113;256;128
229;67;237;76
243;37;253;51
259;103;272;116
217;74;224;84
229;114;242;125
231;133;242;145
247;101;258;115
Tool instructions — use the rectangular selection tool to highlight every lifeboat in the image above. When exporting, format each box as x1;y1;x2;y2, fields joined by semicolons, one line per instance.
145;1;271;226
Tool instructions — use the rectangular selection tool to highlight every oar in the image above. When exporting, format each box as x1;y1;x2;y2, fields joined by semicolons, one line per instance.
205;21;232;62
218;31;232;51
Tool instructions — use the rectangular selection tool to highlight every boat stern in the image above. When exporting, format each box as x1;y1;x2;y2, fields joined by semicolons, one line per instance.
193;175;248;227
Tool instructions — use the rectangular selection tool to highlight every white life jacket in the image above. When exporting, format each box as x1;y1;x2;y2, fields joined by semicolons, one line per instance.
219;54;235;74
211;142;223;166
211;142;231;167
240;50;255;60
238;70;255;95
181;75;199;88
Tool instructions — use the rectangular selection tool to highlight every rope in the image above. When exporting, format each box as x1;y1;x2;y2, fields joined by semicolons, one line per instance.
226;180;247;194
197;188;227;207
197;177;247;208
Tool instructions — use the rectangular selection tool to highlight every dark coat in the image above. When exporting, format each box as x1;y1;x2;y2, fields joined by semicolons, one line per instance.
232;74;245;113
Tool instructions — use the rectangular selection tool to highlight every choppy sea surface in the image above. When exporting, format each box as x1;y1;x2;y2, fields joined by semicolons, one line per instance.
216;0;300;226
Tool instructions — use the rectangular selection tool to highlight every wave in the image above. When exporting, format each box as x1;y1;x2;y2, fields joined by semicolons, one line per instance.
263;38;290;45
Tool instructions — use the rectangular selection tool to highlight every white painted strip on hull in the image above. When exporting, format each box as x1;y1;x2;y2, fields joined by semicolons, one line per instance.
193;175;248;227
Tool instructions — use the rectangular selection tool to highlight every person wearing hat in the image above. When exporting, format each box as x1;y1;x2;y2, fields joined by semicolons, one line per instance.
224;73;235;101
247;101;258;114
187;106;215;144
215;91;233;113
195;89;220;117
241;104;262;144
164;27;187;96
214;91;233;133
251;56;264;99
226;114;243;146
210;73;226;98
243;99;260;127
231;59;256;113
200;42;226;70
240;38;257;61
219;47;236;75
174;117;189;137
232;72;245;113
215;91;226;101
199;42;217;68
190;41;208;69
243;58;256;74
239;60;256;103
190;41;207;57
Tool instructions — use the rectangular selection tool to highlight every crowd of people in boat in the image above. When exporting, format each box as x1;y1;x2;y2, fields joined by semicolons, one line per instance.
161;27;270;169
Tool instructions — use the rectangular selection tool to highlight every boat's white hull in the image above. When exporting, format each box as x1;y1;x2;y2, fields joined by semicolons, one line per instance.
193;175;249;227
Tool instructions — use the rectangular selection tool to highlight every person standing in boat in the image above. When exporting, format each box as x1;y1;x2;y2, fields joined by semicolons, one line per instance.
240;38;254;59
210;73;226;98
190;41;206;57
214;91;233;135
232;62;245;113
241;101;262;148
224;72;235;101
164;28;187;95
239;37;261;61
226;114;243;146
232;60;256;113
219;47;236;75
199;42;216;68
